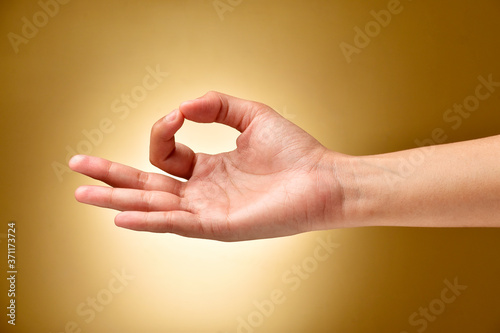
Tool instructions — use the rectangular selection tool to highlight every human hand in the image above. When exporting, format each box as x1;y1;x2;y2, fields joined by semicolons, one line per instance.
70;92;346;241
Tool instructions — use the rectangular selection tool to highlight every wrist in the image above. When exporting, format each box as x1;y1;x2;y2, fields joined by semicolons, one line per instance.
314;149;360;229
317;150;389;229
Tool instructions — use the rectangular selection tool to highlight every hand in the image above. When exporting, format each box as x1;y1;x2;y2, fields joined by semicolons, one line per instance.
69;91;345;241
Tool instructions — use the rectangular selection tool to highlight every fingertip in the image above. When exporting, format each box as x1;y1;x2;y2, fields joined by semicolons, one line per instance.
179;93;217;123
68;154;86;170
151;110;183;138
179;99;196;110
74;185;89;202
115;211;140;229
164;109;179;122
114;212;125;227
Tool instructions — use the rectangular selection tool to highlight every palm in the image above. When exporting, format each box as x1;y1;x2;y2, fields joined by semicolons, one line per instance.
182;136;325;239
70;92;338;241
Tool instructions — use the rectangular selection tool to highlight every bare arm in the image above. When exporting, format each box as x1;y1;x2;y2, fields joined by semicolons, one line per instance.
330;135;500;228
70;92;500;242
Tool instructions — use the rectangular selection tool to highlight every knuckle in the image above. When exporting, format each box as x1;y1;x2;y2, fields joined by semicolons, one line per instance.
159;212;174;233
140;191;153;211
149;155;160;168
136;171;150;189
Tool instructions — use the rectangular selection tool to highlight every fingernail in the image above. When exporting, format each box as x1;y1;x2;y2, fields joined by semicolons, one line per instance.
180;100;195;109
164;110;177;122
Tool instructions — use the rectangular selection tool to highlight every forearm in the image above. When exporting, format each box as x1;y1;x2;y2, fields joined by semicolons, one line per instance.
330;135;500;228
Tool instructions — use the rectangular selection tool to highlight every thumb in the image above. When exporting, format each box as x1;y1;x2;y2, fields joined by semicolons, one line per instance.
179;91;270;132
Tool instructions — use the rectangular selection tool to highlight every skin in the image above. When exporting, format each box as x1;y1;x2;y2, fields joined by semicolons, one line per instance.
69;91;500;241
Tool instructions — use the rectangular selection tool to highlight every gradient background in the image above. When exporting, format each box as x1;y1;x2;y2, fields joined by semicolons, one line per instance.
1;0;500;332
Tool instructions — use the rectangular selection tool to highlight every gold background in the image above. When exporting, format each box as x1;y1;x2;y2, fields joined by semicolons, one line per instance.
1;0;500;332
